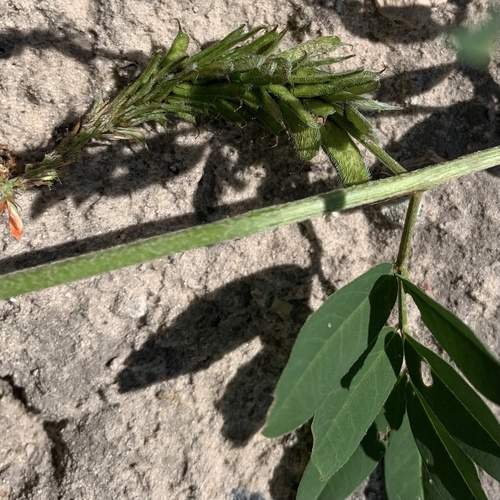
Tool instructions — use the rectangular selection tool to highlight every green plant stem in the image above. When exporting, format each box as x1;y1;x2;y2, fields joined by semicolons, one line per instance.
395;192;424;273
394;191;424;336
0;146;499;299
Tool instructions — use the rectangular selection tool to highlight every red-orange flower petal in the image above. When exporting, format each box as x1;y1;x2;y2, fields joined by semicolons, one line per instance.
6;200;23;240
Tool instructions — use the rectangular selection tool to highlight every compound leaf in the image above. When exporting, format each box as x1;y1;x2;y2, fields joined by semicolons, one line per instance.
401;277;500;405
311;328;403;479
405;335;500;481
264;263;397;438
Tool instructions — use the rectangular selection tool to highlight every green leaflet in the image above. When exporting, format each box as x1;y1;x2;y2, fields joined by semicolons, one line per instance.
303;99;336;118
237;57;292;85
320;119;370;186
405;335;500;481
162;23;190;67
292;70;380;98
184;25;265;67
297;374;406;500
298;425;382;500
268;84;319;129
291;67;340;84
263;263;397;438
171;81;247;99
311;328;403;479
330;113;408;176
406;382;488;500
102;127;147;144
195;54;268;78
345;79;379;95
326;91;402;111
345;104;378;140
212;98;247;124
401;277;500;404
222;26;286;58
384;410;425;500
304;54;355;68
249;88;283;134
111;50;164;110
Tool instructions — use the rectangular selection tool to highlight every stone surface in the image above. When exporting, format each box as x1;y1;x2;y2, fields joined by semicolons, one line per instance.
1;1;499;499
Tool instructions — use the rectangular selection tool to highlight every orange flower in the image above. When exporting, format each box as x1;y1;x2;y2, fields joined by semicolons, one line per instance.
0;199;23;240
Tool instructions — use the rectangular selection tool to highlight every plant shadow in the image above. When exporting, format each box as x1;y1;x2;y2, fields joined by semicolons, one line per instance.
0;112;341;274
117;263;314;499
312;0;500;177
373;63;500;175
117;264;312;440
313;0;471;44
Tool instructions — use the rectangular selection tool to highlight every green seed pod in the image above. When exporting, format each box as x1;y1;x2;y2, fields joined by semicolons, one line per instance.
345;103;377;140
278;36;344;64
293;69;379;98
320;119;370;186
163;23;190;67
268;84;321;161
303;98;336;118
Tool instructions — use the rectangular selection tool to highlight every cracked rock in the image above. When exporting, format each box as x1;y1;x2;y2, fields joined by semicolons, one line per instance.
0;379;58;500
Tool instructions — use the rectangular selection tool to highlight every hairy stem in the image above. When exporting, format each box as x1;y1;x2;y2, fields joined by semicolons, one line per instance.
394;191;424;336
1;146;499;299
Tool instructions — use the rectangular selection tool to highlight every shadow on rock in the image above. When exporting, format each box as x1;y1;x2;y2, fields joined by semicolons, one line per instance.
312;0;499;178
117;264;313;446
268;422;313;500
268;423;386;500
373;64;500;174
313;0;471;44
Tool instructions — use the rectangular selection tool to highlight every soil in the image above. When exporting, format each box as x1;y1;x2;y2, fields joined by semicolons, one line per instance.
1;1;499;499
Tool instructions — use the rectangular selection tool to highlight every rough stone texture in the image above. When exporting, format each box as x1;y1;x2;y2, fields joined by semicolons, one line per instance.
373;0;448;29
1;1;499;499
0;379;58;499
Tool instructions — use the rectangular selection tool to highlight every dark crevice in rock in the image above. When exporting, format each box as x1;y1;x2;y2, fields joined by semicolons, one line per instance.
1;375;70;489
43;419;70;487
1;374;39;414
